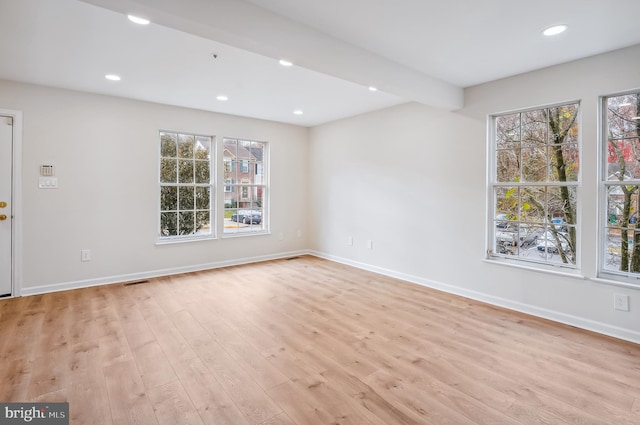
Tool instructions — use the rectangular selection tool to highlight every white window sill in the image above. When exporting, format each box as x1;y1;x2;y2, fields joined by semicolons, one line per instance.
222;230;270;238
590;276;640;290
156;235;216;245
483;257;586;280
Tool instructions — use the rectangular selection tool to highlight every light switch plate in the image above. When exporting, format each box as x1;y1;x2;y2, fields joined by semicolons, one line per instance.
39;177;58;189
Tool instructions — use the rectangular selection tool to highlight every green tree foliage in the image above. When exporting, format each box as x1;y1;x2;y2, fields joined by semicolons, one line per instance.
160;132;211;237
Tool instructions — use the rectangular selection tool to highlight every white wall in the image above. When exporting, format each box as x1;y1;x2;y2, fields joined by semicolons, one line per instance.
0;80;309;294
309;44;640;343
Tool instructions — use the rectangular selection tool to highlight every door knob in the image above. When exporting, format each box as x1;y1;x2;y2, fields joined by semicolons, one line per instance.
0;202;6;208
0;214;6;220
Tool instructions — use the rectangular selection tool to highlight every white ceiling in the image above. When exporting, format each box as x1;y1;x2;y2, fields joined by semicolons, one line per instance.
1;0;639;127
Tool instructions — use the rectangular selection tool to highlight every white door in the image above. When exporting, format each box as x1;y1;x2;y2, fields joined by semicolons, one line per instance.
0;115;12;296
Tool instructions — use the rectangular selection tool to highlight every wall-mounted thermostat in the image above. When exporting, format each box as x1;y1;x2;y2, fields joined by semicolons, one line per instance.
40;164;55;176
39;164;58;189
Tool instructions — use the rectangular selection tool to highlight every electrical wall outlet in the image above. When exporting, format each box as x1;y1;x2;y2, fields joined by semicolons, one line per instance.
367;240;373;249
81;249;91;262
614;293;630;312
347;236;353;246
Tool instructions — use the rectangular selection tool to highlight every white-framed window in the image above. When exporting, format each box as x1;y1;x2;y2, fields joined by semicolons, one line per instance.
223;138;268;235
600;90;640;282
224;179;234;193
159;131;213;240
489;101;580;268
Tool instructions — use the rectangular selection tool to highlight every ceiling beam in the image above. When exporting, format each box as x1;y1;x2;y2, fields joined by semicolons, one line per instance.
79;0;463;110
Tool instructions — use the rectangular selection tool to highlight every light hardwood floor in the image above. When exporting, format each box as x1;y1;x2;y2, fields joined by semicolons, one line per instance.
1;255;640;424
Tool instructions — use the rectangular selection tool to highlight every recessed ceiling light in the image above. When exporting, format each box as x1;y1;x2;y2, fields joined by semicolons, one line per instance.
216;95;228;101
368;86;378;92
105;74;121;81
279;59;293;67
543;25;567;36
293;110;304;115
128;15;150;25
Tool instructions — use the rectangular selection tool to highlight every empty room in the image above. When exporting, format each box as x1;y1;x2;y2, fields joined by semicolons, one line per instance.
1;0;640;424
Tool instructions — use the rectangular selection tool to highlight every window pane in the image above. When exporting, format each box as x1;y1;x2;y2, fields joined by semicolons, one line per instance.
549;144;579;182
160;158;177;183
225;189;240;209
178;134;195;158
522;109;547;146
161;133;177;157
160;186;177;211
194;160;209;183
607;139;640;180
496;113;521;150
195;211;211;235
520;186;546;224
254;162;264;185
160;212;177;236
548;186;577;225
179;160;194;183
251;186;265;208
178;211;194;235
549;104;579;144
496;149;520;182
607;93;640;140
195;186;210;210
238;140;252;159
179;186;194;210
195;136;211;160
495;187;518;223
223;159;235;180
521;147;547;182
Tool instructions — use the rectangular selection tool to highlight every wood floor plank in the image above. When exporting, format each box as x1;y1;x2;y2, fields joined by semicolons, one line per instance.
0;358;32;402
103;360;158;425
266;380;337;425
147;380;203;425
172;358;251;425
192;338;282;425
67;341;113;425
200;317;289;390
258;412;296;425
1;256;639;425
27;343;69;399
132;340;178;390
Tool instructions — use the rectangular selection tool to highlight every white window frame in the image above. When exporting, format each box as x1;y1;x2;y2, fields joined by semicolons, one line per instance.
598;89;640;285
223;138;268;237
487;100;581;271
157;131;215;243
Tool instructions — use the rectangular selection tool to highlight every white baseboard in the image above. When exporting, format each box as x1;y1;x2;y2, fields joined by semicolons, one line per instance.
20;250;309;296
309;251;640;345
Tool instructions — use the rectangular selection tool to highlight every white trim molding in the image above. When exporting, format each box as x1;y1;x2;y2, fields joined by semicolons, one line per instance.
20;250;308;296
0;108;23;298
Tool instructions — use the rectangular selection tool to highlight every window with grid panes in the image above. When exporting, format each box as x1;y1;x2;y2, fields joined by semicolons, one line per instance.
490;102;580;268
159;131;213;240
601;90;640;282
223;138;267;235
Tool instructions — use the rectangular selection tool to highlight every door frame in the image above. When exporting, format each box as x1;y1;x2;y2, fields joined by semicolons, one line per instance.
0;108;22;297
